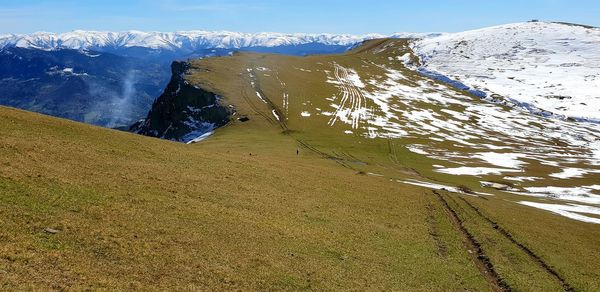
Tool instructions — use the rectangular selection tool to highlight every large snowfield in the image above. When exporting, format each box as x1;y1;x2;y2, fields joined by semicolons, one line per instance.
412;22;600;121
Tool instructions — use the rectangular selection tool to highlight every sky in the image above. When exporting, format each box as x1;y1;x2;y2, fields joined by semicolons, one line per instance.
1;0;598;34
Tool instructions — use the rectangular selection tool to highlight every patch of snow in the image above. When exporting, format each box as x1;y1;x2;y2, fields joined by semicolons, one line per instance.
46;66;88;77
296;68;312;72
398;179;491;196
397;53;412;65
80;50;101;57
480;181;519;191
346;69;365;88
399;179;462;193
406;144;429;155
473;152;526;169
436;167;522;176
255;91;267;103
585;185;600;190
514;186;600;205
271;110;281;121
186;131;214;144
367;172;384;177
549;168;600;179
503;176;541;182
519;201;600;224
180;119;215;144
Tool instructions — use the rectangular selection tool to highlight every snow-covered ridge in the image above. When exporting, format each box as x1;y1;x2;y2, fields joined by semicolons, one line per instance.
0;30;435;51
412;21;600;121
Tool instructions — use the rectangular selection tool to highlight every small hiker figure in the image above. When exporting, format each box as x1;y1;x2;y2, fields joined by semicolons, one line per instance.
296;148;299;156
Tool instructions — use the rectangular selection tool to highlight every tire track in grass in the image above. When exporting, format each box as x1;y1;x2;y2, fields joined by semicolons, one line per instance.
433;190;512;292
328;63;349;126
458;197;575;292
240;89;276;126
346;64;368;129
328;62;366;129
241;69;276;126
295;139;354;170
425;202;448;257
387;139;400;164
245;67;288;130
275;72;289;118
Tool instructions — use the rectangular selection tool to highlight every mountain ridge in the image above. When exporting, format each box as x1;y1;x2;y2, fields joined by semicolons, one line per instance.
0;30;440;51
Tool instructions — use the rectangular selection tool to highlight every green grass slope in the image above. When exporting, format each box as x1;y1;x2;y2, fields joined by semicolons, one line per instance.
0;106;488;290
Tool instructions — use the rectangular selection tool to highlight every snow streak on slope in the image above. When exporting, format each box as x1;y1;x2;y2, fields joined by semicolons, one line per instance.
519;201;600;224
0;30;437;51
412;22;600;121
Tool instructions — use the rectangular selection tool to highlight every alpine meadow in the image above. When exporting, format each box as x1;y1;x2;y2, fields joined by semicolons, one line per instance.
1;1;600;290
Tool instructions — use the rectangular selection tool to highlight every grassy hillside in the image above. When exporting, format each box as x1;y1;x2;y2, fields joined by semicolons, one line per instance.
2;39;600;290
1;106;487;290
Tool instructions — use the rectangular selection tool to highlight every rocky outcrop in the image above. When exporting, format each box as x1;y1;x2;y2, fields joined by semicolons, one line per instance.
130;61;230;142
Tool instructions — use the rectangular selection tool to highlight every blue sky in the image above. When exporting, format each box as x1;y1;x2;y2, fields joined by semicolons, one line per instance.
1;0;598;34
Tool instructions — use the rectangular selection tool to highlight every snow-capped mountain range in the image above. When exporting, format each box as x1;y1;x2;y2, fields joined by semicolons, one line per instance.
0;30;437;51
412;21;600;121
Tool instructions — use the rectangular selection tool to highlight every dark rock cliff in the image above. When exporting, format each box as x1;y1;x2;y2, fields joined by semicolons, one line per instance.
130;61;230;142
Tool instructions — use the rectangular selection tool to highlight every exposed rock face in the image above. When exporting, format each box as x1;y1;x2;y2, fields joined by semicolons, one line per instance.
130;61;230;142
